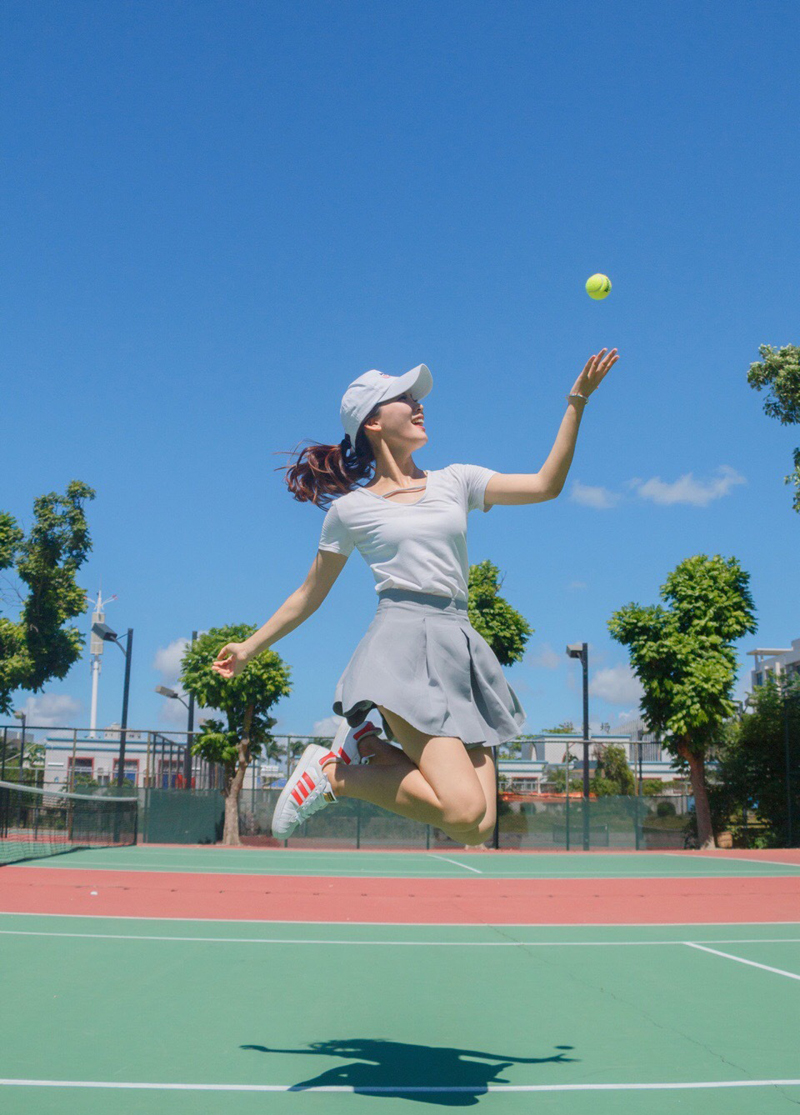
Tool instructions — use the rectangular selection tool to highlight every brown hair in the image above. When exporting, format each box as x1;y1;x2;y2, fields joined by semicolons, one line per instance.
273;403;382;513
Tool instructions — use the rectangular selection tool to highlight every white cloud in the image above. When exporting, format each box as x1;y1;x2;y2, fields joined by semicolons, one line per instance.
632;465;746;507
152;635;217;726
153;637;192;682
568;481;622;509
15;692;81;726
312;715;345;739
588;664;644;704
568;581;588;591
528;643;561;670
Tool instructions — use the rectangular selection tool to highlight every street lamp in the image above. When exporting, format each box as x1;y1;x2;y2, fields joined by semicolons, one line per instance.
91;622;133;789
566;642;590;850
12;710;26;782
154;630;197;788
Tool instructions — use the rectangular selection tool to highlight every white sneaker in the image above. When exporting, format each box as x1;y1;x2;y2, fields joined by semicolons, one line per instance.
271;744;338;839
328;717;382;767
270;719;382;840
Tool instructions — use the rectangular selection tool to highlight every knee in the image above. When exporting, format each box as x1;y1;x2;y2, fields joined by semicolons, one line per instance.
442;796;487;832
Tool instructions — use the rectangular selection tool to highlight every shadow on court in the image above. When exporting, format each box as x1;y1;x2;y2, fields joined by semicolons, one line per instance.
241;1038;578;1105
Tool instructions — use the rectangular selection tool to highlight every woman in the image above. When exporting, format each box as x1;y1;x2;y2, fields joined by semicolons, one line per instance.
212;349;619;845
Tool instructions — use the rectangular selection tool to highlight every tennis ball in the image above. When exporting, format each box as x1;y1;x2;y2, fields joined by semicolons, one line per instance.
586;273;612;300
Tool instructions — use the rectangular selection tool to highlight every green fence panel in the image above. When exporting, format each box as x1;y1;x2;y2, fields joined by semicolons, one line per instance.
141;789;224;844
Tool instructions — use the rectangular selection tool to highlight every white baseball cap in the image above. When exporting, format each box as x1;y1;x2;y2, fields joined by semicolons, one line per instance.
340;365;433;447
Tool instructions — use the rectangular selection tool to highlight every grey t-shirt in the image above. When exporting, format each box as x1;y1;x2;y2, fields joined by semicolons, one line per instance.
317;463;497;602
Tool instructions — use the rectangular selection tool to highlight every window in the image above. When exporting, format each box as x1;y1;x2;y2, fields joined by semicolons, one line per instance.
112;758;139;785
157;758;183;789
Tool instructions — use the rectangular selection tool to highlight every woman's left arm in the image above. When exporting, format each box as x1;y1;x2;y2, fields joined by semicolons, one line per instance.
537;347;620;496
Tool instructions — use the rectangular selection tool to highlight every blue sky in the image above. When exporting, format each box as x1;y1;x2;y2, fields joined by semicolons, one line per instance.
3;0;798;744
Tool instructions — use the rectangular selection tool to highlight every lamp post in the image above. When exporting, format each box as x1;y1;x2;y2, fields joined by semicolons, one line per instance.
12;711;26;782
780;673;795;846
155;666;196;790
91;623;133;789
566;642;590;851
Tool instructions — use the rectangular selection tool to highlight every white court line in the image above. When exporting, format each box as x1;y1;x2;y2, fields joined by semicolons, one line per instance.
428;855;483;874
18;860;796;879
685;942;800;981
1;1077;800;1093
663;852;800;870
1;928;799;946
1;910;799;927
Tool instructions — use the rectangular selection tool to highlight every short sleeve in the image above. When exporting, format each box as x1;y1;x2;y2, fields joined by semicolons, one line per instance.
318;500;355;557
453;463;497;513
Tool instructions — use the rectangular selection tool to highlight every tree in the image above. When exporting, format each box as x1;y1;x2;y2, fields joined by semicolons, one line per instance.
710;674;800;847
466;559;533;666
591;742;635;797
548;767;583;794
746;342;800;512
543;722;576;734
608;554;757;849
180;626;291;845
0;481;95;715
467;558;533;762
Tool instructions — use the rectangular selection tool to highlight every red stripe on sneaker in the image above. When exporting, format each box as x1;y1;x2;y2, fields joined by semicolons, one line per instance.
291;788;304;805
354;722;376;740
335;747;351;764
301;772;315;792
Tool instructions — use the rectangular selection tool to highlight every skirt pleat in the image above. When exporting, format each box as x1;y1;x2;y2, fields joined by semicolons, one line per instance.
332;588;526;750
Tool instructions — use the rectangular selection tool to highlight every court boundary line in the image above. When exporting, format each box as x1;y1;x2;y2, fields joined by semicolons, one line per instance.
2;1077;799;1093
1;911;798;926
428;855;483;873
663;853;800;868
2;928;800;946
685;942;800;981
14;860;800;879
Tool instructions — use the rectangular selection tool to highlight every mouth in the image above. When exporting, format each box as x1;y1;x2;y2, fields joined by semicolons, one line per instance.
412;417;426;429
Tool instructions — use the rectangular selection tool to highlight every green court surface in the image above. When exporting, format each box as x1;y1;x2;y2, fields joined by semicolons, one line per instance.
16;844;800;878
1;912;799;1113
2;846;800;1113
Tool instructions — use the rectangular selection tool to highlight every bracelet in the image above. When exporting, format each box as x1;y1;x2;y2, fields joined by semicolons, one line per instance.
567;392;589;404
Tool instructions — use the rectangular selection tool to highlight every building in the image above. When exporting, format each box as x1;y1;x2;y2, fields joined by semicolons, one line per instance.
748;640;800;690
501;722;687;795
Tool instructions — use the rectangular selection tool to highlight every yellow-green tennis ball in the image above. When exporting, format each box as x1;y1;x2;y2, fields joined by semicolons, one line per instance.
586;273;612;300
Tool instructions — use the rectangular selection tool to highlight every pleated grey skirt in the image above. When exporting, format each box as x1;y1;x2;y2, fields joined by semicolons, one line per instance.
332;587;527;751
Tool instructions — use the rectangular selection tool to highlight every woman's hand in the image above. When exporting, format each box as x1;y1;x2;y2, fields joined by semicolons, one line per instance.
569;347;620;399
211;642;252;679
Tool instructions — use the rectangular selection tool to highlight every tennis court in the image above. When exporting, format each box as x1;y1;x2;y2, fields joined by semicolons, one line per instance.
2;844;799;1114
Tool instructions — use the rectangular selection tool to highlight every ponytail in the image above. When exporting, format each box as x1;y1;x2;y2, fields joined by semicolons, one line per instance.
274;405;380;513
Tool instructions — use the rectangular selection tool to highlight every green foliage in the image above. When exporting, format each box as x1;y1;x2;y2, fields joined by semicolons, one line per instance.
548;767;583;793
591;743;635;796
180;627;289;779
746;342;800;512
607;553;757;762
642;779;664;796
467;560;533;666
590;775;618;797
0;482;95;715
708;674;800;846
543;722;576;734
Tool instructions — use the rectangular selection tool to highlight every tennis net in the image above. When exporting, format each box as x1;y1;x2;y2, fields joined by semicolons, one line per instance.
0;780;138;865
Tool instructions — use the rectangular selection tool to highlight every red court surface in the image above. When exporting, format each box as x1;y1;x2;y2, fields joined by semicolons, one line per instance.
1;847;798;923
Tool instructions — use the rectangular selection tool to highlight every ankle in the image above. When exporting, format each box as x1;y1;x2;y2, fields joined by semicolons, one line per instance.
321;758;344;794
358;732;397;765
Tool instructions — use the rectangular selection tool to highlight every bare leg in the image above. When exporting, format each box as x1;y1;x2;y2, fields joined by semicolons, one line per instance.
323;732;485;840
